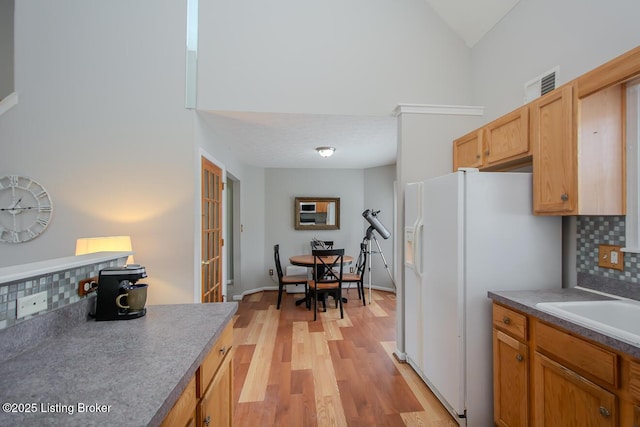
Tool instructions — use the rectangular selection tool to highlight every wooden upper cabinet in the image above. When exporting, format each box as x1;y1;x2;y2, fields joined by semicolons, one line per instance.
484;106;530;167
453;129;482;170
531;85;576;214
452;107;530;172
450;45;636;215
531;82;625;215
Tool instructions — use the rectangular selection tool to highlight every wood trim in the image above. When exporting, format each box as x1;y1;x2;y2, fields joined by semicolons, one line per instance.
576;46;640;98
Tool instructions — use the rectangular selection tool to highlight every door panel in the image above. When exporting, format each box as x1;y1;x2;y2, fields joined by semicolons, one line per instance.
202;157;223;303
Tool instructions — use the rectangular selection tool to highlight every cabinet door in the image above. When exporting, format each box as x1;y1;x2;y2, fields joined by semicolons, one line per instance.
531;85;575;214
494;330;529;427
161;375;197;427
484;107;530;167
534;352;616;427
453;129;482;171
199;353;233;427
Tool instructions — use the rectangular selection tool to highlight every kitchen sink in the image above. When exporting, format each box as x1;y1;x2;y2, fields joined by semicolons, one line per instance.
535;299;640;345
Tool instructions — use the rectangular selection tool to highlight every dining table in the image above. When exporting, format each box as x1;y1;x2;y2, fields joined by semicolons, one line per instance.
289;254;354;306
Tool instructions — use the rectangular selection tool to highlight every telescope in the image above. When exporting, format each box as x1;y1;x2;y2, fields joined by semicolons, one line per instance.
362;209;391;240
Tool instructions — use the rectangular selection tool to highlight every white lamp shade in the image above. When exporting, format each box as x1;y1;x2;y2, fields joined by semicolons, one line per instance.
75;236;134;264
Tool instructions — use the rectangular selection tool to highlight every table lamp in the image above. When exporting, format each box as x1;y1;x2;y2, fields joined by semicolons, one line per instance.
75;236;134;265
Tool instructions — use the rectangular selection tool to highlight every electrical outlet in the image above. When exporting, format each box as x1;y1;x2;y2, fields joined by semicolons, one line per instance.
17;291;48;318
78;276;99;297
598;244;623;271
349;267;354;273
269;269;274;276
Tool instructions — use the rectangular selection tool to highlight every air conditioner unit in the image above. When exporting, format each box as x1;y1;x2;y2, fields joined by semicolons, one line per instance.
524;66;559;103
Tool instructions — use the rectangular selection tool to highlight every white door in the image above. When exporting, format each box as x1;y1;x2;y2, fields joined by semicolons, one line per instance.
422;172;465;417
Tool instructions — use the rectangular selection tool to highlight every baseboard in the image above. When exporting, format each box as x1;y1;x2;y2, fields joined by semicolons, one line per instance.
230;284;395;301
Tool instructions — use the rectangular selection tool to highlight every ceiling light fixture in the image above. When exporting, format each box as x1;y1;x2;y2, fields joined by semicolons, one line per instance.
316;147;336;158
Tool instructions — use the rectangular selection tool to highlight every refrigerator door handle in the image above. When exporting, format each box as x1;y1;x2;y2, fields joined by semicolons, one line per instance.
415;220;424;278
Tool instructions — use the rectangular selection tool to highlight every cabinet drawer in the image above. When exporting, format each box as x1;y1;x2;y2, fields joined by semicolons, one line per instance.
630;360;640;402
199;322;233;397
493;304;527;341
161;375;196;427
536;321;618;387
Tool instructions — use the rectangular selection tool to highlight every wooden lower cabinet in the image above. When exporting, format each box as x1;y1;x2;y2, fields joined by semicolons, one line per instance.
199;352;232;427
493;330;529;427
161;375;197;427
162;323;233;427
534;352;617;426
492;302;640;426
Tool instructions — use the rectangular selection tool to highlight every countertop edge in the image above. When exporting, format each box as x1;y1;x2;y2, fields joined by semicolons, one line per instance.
488;289;640;359
148;303;238;426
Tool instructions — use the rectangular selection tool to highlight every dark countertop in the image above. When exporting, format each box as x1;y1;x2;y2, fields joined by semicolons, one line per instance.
0;302;237;427
488;287;640;359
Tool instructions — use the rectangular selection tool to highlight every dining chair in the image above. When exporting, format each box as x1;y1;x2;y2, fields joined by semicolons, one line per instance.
309;248;344;321
342;242;368;305
274;244;308;309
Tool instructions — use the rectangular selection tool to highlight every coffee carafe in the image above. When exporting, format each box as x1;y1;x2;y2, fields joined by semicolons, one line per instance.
93;265;148;321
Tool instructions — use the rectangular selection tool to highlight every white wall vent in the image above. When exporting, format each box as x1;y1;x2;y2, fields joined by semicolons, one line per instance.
524;66;559;103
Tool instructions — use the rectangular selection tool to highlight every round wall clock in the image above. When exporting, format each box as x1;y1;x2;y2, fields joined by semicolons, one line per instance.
0;175;53;244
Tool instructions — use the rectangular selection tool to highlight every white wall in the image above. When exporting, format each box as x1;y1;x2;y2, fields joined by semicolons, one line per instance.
471;0;640;121
263;165;396;292
363;165;396;289
471;0;640;290
197;0;472;115
265;168;365;278
195;113;266;300
0;1;197;305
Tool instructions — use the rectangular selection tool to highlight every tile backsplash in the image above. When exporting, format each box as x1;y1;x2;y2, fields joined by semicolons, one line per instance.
0;256;127;330
576;216;640;299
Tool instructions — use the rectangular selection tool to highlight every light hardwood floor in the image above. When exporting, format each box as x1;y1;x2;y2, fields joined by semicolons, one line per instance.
232;289;458;426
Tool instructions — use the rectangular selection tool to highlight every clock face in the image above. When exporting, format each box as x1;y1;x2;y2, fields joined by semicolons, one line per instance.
0;175;53;244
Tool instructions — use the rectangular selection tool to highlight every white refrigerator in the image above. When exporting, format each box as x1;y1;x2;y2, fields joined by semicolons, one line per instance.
403;169;561;426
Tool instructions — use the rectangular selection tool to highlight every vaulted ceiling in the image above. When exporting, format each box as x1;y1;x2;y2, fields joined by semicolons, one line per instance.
206;1;521;169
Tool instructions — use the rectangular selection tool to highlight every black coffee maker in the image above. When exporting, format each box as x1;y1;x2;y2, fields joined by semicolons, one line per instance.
94;265;148;321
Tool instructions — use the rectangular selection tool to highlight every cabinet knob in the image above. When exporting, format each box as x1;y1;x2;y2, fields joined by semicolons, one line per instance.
219;346;227;355
560;194;569;201
476;155;481;159
203;415;211;426
484;150;490;156
201;260;210;265
598;406;610;418
502;316;510;325
516;354;524;362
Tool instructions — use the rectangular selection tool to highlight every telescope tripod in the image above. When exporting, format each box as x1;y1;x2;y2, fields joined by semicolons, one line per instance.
362;228;396;304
